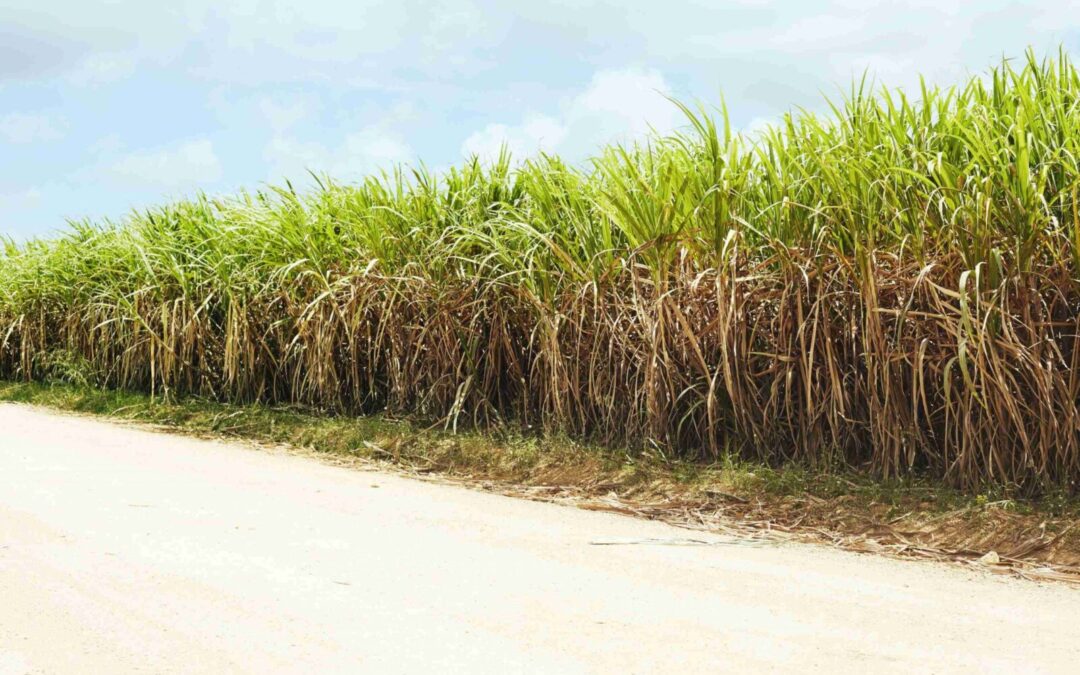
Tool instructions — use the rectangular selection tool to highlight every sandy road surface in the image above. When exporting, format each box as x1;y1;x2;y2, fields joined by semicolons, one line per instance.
0;404;1078;674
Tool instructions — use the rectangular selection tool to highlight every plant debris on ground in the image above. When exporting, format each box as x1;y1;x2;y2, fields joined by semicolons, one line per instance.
4;381;1078;584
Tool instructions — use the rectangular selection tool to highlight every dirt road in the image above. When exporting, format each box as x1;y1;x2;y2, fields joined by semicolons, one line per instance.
0;404;1078;673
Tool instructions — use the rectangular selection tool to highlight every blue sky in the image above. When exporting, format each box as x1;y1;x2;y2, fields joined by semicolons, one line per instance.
2;0;1078;240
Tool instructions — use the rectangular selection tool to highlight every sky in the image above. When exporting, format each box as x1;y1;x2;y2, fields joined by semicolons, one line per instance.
1;0;1079;240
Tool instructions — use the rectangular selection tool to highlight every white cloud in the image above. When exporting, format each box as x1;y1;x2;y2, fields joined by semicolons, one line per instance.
66;52;137;87
258;95;321;132
419;0;490;64
742;116;779;138
106;138;223;189
768;15;870;49
341;128;411;169
0;113;65;144
571;68;681;139
0;186;43;208
263;126;412;182
461;67;681;164
0;186;50;240
1;0;1076;94
461;115;567;163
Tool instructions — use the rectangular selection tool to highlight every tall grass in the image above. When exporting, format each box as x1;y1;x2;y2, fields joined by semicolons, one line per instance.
4;50;1080;492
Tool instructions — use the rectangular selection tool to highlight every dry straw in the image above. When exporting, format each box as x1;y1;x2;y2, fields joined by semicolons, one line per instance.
4;50;1080;493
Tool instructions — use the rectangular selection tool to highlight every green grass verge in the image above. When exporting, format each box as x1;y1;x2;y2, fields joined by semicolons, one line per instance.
4;378;1076;521
8;379;1080;580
